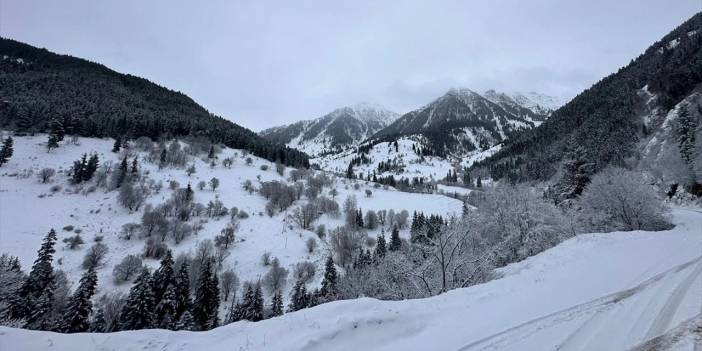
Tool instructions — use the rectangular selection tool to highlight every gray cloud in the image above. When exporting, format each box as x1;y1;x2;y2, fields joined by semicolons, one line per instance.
1;0;699;130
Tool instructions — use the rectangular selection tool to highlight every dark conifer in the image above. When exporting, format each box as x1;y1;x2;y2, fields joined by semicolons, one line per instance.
119;268;155;330
61;268;98;333
389;226;401;251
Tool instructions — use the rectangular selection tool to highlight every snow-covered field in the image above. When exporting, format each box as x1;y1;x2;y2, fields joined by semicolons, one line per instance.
0;135;463;300
2;208;700;350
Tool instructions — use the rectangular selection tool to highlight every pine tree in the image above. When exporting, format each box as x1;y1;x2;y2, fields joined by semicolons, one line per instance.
159;148;167;169
119;268;155;330
151;250;175;302
476;176;482;188
288;279;308;312
175;310;194;331
85;153;99;180
237;284;255;320
61;268;98;333
320;256;337;299
112;137;121;153
24;277;55;330
270;291;284;317
192;260;219;330
131;157;139;175
675;105;697;164
389;226;401;251
116;156;128;188
0;136;14;166
90;308;107;332
208;145;215;159
375;230;387;259
174;260;192;319
251;284;264;322
154;284;177;329
11;229;58;319
46;118;64;152
346;161;355;179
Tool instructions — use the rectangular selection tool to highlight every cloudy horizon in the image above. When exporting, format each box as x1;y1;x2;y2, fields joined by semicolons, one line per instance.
2;0;700;131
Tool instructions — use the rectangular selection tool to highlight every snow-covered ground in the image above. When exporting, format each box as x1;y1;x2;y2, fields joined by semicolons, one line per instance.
2;208;700;350
0;135;463;300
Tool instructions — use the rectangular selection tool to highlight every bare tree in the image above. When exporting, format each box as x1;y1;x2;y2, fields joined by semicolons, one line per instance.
38;168;56;183
82;242;109;270
262;257;289;294
219;269;239;302
112;255;143;283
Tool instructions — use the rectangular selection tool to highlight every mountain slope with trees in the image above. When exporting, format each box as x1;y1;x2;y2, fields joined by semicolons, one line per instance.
473;13;702;195
0;38;308;167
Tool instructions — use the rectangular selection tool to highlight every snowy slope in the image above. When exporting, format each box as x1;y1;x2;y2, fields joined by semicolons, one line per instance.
0;135;463;303
260;103;399;158
2;208;700;351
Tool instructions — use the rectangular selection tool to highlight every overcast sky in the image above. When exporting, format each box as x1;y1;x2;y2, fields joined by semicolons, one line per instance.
1;1;700;130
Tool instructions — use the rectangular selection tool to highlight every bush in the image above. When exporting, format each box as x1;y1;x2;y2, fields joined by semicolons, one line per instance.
63;234;84;249
315;224;326;239
143;237;169;259
578;167;673;232
62;225;75;232
237;210;249;219
82;242;108;269
292;261;316;284
306;238;317;253
261;252;272;266
50;185;62;193
38;168;56;183
112;255;143;283
260;164;269;171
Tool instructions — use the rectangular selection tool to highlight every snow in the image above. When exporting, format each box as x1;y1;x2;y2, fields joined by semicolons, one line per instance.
2;208;700;350
436;184;472;197
0;134;462;301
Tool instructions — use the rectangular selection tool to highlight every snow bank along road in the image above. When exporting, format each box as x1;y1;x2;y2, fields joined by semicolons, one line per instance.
1;208;701;351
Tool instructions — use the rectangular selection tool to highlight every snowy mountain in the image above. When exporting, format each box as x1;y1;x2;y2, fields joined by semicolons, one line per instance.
372;88;554;155
5;207;701;350
260;103;399;157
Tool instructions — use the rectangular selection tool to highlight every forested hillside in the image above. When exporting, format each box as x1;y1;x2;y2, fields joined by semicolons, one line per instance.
474;13;702;187
0;38;309;167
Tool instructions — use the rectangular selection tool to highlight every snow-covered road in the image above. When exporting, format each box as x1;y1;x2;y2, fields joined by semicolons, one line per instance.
1;208;701;351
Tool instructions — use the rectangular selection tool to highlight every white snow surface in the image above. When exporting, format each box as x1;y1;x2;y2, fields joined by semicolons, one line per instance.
2;207;701;350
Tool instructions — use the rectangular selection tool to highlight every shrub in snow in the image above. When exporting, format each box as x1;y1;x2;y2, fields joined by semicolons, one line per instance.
63;234;84;249
38;168;55;183
315;224;326;239
209;177;220;191
578;167;673;232
260;164;269;171
237;210;249;219
293;261;316;284
50;184;62;193
112;255;143;283
261;252;272;266
365;189;372;197
197;181;206;191
275;162;285;176
306;238;317;253
62;225;75;232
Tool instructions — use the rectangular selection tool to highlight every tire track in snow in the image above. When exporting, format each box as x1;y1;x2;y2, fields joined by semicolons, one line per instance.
644;259;702;340
455;256;702;351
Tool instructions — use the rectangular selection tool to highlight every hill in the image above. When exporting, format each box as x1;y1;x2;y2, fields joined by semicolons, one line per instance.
0;38;309;167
